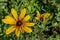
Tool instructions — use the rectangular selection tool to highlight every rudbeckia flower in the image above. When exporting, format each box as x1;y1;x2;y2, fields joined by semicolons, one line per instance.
2;8;34;37
35;11;50;23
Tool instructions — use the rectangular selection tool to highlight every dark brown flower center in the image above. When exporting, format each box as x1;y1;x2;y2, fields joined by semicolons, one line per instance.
16;21;22;26
40;17;43;22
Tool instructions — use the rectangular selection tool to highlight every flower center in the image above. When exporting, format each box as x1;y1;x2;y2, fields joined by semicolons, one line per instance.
16;21;22;26
40;17;43;22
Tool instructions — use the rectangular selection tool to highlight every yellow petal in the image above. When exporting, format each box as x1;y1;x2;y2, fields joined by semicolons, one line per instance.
35;17;40;21
23;26;32;33
42;13;50;18
23;15;30;22
36;11;41;18
44;13;50;18
11;8;18;21
19;8;26;20
2;16;16;24
25;23;34;26
15;28;20;37
6;26;16;35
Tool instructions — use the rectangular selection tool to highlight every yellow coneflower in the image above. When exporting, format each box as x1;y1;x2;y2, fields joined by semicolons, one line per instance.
35;11;50;23
2;8;34;37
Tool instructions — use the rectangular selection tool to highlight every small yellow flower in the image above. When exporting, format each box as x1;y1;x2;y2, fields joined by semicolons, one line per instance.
35;11;50;23
2;8;34;37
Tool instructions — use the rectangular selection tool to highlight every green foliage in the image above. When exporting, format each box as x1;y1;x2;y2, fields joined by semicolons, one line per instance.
0;0;60;40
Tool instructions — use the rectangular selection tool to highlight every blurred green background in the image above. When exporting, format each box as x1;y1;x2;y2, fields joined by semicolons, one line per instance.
0;0;60;40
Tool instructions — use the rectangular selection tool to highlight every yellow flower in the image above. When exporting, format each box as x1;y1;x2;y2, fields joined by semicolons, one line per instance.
2;8;34;37
35;11;50;23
